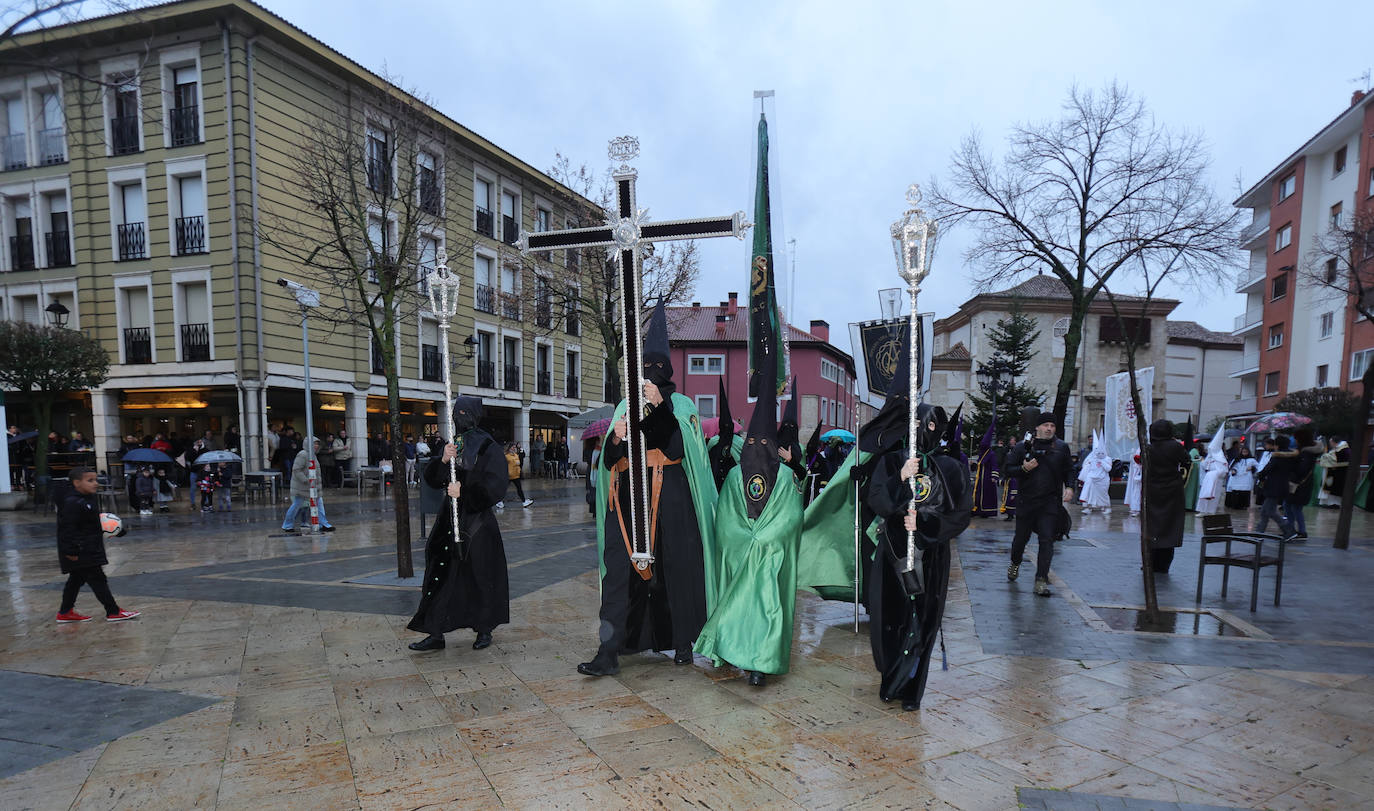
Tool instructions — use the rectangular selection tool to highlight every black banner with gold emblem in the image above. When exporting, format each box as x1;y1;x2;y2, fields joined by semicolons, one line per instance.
856;316;930;397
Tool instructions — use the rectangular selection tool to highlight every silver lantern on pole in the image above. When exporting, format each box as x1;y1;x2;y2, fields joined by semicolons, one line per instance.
426;249;463;541
890;184;937;575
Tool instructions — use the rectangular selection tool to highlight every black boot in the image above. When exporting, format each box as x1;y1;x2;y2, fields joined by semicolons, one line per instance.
674;649;693;665
473;631;493;650
747;671;766;687
408;634;445;652
576;651;619;677
902;698;920;711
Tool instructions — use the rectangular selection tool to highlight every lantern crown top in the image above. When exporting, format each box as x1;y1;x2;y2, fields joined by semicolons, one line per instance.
608;136;640;164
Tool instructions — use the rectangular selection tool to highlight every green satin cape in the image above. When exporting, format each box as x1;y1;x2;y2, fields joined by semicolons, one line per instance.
1183;449;1201;510
797;450;880;601
594;393;719;612
705;433;744;460
693;464;803;674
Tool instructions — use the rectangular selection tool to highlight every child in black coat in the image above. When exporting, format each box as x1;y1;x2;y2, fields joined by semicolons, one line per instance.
56;468;139;623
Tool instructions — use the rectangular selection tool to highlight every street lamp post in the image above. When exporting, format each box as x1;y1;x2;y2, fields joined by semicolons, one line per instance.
44;300;69;328
278;277;321;533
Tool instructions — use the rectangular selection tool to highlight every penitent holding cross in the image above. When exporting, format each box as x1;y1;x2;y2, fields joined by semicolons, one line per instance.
519;136;749;572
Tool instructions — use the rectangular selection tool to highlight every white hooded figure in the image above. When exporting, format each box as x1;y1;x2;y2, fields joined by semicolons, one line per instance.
1196;429;1228;515
1125;447;1143;516
1077;430;1112;512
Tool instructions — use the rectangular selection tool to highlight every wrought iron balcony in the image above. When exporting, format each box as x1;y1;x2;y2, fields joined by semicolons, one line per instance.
535;301;553;328
366;157;390;193
45;231;71;267
419;178;440;215
170;105;199;146
475;206;494;238
421;345;442;382
565;249;578;271
566;375;579;399
565;313;580;337
477;359;495;388
502;214;518;245
536;370;551;396
1;132;25;170
117;222;146;261
499;292;520;320
123;327;151;364
175;215;206;254
502;364;521;392
475;283;495;314
8;235;34;270
38;127;65;164
180;322;210;362
110;115;139;155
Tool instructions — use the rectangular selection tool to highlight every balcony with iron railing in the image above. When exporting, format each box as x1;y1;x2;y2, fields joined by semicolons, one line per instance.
366;157;390;193
565;313;580;337
475;206;494;238
110;115;139;155
503;364;521;392
1238;209;1270;250
475;283;495;314
1232;307;1263;334
371;343;386;375
38;127;65;164
9;235;34;270
536;370;551;396
180;323;210;362
1;132;25;170
502;214;518;245
499;291;520;320
419;179;440;215
169;105;199;146
123;327;151;364
566;375;579;399
421;345;442;382
176;215;206;254
45;231;71;267
477;359;495;388
535;301;553;328
117;222;146;261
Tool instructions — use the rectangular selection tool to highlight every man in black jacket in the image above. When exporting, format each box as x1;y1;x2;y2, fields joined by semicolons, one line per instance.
1002;412;1075;596
56;468;139;623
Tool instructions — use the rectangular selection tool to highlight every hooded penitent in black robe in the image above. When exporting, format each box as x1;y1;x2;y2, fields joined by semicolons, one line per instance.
1144;419;1189;574
408;398;510;638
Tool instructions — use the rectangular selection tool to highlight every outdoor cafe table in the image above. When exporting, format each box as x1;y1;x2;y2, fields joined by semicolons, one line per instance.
245;470;282;503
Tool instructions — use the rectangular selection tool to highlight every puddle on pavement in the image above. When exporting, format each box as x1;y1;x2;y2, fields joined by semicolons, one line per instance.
1092;606;1250;637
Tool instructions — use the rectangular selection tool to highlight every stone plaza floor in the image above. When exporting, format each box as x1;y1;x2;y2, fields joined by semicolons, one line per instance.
2;479;1374;810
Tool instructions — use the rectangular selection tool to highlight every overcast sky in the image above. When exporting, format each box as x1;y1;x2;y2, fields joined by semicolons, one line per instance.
261;0;1372;351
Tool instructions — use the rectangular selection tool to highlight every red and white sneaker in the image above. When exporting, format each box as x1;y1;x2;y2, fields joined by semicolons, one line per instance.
56;611;92;624
106;610;141;622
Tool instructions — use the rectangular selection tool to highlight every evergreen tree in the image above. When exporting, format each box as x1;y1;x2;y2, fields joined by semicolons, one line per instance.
966;302;1047;444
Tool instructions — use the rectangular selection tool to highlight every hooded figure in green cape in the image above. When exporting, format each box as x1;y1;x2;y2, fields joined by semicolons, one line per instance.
694;359;804;687
1182;424;1202;511
577;301;718;677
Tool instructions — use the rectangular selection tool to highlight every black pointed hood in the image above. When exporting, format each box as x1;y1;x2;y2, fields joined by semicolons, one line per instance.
740;358;779;520
642;299;673;389
452;395;484;434
778;377;799;449
709;377;736;489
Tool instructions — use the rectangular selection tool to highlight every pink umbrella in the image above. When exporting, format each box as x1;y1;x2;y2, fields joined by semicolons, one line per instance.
580;418;612;441
700;417;742;439
1245;412;1312;434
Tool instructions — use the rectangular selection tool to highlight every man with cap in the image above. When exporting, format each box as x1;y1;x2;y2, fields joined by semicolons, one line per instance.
694;354;804;688
578;302;718;676
1002;411;1075;596
859;330;971;711
407;396;510;652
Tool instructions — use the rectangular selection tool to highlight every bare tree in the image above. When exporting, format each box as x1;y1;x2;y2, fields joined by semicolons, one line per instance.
1301;209;1374;549
254;76;471;578
534;153;700;401
930;81;1241;436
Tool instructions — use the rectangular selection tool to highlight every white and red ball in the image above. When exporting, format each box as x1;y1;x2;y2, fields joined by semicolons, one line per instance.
100;513;124;538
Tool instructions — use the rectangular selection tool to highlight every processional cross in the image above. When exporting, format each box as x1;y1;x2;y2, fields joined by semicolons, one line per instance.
520;136;749;572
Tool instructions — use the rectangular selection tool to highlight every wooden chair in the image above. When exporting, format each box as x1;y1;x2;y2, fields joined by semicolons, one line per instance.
1196;513;1287;612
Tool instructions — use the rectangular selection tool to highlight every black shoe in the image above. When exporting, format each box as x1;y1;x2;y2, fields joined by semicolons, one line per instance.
576;653;619;677
473;632;492;650
674;650;693;665
320;525;335;533
902;699;920;711
408;635;445;652
747;671;766;687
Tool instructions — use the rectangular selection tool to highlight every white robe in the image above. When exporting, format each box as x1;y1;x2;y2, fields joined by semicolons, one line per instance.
1197;452;1228;515
1125;455;1142;513
1078;454;1112;509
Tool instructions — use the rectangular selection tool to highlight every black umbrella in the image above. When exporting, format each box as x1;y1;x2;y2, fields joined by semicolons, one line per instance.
7;430;37;445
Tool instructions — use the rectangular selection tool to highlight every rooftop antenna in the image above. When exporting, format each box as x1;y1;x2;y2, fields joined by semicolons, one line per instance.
1353;69;1372;90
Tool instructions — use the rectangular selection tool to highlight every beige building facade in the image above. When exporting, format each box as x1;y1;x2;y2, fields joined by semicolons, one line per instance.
0;0;607;470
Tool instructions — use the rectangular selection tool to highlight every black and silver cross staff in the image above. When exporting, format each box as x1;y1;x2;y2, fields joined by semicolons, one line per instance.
426;250;463;543
890;184;937;581
519;136;748;573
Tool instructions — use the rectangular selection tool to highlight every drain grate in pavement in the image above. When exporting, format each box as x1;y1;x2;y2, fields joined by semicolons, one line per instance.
1092;606;1250;637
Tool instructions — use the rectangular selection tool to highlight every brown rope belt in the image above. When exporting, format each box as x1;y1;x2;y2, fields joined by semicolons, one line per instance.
608;449;680;580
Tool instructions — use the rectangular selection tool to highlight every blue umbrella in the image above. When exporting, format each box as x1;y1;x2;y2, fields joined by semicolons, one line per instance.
122;448;174;464
7;430;37;445
820;429;856;443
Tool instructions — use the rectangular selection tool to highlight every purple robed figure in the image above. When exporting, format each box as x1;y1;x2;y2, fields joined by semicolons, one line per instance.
971;419;1001;517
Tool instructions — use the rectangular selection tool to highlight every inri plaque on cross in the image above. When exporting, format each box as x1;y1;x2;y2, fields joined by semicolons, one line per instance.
519;136;748;572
